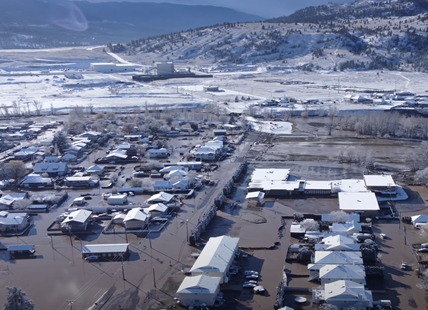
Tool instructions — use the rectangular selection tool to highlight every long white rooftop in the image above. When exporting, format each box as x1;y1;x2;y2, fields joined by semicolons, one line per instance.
338;191;379;211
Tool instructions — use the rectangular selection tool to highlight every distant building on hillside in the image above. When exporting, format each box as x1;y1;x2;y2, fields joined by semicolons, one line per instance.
156;62;174;75
90;63;136;73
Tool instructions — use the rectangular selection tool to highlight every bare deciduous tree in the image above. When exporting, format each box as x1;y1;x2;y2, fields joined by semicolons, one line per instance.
32;100;43;116
5;161;27;182
329;210;350;223
4;286;35;310
300;219;320;231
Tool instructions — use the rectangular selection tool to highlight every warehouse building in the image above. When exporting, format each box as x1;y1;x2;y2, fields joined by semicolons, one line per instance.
90;63;136;73
176;275;221;307
189;235;239;284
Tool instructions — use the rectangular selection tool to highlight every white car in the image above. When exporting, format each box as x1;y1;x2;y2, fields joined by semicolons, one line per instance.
243;282;257;288
244;270;258;276
246;274;259;280
244;280;258;284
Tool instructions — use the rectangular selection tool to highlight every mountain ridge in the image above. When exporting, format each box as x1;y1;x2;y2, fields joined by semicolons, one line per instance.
0;0;262;48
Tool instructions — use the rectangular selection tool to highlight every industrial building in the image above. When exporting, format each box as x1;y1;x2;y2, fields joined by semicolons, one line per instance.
363;174;396;196
81;243;130;260
176;275;221;307
338;191;380;212
189;235;239;284
90;63;136;73
156;62;174;75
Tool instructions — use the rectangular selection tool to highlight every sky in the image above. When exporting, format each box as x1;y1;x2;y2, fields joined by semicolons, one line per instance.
85;0;355;18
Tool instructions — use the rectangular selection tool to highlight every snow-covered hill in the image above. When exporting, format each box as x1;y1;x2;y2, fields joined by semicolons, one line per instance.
118;0;428;72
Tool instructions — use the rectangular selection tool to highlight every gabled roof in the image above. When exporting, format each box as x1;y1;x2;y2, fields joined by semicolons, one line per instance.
63;209;92;224
331;221;362;234
320;265;365;282
324;280;372;304
0;213;28;225
190;236;239;274
146;203;168;213
147;192;174;203
107;149;128;159
21;174;52;184
411;214;428;223
34;162;68;173
0;193;27;206
87;165;105;172
124;208;148;222
168;170;187;177
314;251;363;265
159;166;186;173
176;275;221;295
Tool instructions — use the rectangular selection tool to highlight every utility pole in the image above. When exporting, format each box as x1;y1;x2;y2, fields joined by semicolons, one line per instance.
152;268;157;288
121;258;125;280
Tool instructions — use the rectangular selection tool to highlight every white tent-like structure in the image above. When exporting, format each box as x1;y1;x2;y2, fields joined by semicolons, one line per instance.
411;214;428;226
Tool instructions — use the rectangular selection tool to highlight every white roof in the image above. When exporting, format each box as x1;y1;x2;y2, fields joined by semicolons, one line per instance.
168;170;187;177
190;235;239;274
176;275;221;295
324;280;373;304
82;243;129;254
331;179;367;193
304;180;332;191
87;165;104;172
107;150;128;159
21;174;52;184
34;162;68;173
0;212;28;225
331;221;362;234
146;203;168;213
364;174;396;188
320;265;365;282
411;214;428;223
314;251;363;265
338;192;379;211
63;209;92;224
248;180;300;191
290;224;306;234
245;191;265;200
160;166;186;173
323;234;356;245
66;176;92;182
250;168;290;182
124;208;148;222
147;192;174;203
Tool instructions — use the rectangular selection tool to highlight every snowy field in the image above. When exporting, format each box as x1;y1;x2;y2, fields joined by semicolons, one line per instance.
246;116;292;134
0;47;428;118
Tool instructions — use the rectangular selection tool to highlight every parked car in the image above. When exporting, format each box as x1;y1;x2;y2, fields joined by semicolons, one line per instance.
400;263;409;270
417;248;428;253
244;280;258;285
84;255;99;261
244;270;258;276
243;282;257;289
246;274;259;280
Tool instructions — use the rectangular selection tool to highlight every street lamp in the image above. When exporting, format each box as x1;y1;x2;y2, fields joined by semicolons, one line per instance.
186;219;189;243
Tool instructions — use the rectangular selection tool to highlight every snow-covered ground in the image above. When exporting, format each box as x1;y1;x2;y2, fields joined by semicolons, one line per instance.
246;116;292;134
0;48;427;115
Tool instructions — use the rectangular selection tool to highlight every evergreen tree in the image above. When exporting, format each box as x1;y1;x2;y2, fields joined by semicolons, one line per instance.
4;287;35;310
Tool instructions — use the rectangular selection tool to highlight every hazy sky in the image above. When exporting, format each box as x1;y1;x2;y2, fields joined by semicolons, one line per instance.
85;0;354;18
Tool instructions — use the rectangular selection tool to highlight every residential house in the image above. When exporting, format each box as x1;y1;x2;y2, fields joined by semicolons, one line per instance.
331;221;362;236
19;174;53;189
77;131;102;142
145;203;168;216
87;165;105;174
65;176;98;188
148;148;168;159
312;280;373;309
0;211;31;233
123;208;149;230
14;147;39;161
153;180;189;191
61;153;77;163
61;209;92;232
0;193;28;210
147;192;174;204
313;251;363;266
319;265;366;285
33;162;69;177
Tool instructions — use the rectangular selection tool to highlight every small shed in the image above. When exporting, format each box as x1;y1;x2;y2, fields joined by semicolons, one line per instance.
8;244;36;258
107;194;128;205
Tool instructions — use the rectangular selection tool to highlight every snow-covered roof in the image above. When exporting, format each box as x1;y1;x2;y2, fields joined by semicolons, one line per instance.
250;168;290;182
248;180;300;191
363;174;396;188
176;275;221;295
245;191;265;200
82;243;129;254
160;166;186;173
147;192;174;203
63;209;92;224
124;208;148;223
338;192;379;211
331;221;362;234
319;265;365;282
0;213;28;225
314;251;363;265
324;280;373;305
411;214;428;224
87;165;104;172
304;180;332;191
168;170;187;177
107;150;128;159
190;235;239;274
331;179;367;193
146;203;168;213
21;174;52;184
0;193;27;206
33;162;68;173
